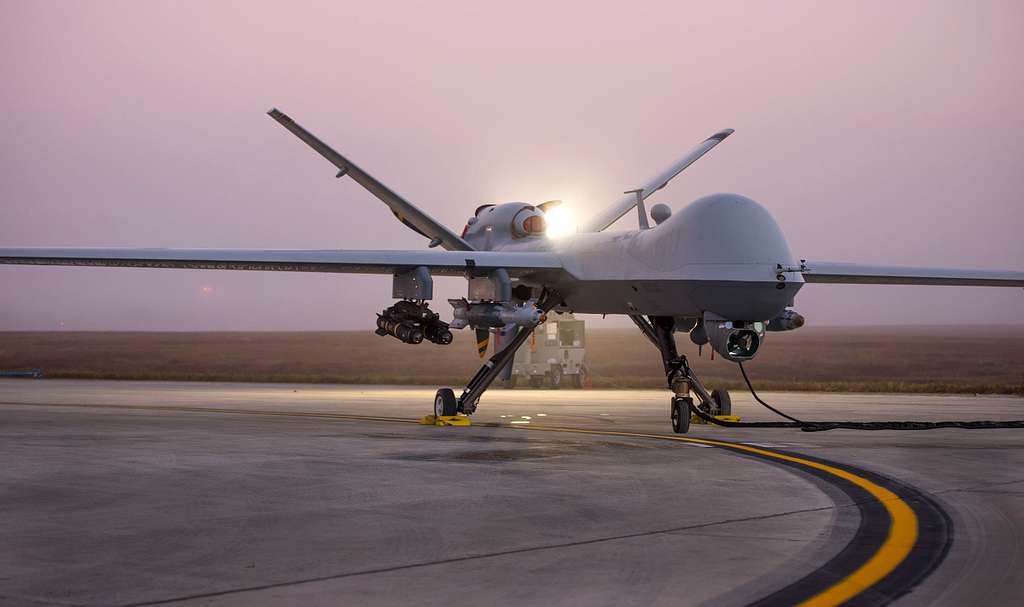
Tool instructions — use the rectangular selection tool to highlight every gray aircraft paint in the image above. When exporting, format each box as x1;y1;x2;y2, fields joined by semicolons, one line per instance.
485;193;803;320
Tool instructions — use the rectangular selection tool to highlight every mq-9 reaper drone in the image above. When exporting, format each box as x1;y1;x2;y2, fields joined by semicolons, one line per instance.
2;110;1022;432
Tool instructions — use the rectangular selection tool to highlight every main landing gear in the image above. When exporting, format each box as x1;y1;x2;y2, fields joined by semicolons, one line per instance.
630;314;731;434
434;388;458;417
434;292;559;418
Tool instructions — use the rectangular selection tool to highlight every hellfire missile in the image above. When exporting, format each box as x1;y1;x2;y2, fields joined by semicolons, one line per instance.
448;300;543;330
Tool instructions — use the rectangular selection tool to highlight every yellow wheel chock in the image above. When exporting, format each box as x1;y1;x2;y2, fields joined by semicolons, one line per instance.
419;415;472;427
691;414;742;425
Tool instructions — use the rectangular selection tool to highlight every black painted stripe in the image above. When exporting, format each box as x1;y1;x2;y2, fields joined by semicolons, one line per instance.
734;448;952;607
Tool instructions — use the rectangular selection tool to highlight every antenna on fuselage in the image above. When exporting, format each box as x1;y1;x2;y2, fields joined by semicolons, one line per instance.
624;189;650;230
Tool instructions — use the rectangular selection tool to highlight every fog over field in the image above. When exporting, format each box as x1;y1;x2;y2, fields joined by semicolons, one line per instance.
3;327;1022;394
1;1;1023;331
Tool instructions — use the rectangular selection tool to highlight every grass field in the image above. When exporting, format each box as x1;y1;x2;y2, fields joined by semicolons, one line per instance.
1;327;1022;394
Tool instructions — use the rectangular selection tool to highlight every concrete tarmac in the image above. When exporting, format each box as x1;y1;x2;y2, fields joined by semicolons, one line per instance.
1;380;1022;606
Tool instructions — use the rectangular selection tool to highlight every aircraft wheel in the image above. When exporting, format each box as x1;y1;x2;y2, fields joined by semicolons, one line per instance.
549;366;562;389
434;388;458;417
711;389;732;416
671;397;692;434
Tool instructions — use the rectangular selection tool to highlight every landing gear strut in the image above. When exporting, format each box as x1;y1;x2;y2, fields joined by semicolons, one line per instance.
629;314;725;433
438;292;559;416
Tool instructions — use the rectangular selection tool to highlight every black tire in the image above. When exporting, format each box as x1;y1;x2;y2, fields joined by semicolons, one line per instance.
549;366;562;389
671;397;691;434
711;389;732;417
434;388;458;417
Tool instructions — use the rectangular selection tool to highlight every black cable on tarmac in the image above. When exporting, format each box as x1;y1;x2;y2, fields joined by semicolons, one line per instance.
687;363;1024;432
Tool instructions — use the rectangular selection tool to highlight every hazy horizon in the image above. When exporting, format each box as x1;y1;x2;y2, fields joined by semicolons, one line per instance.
3;323;1024;334
2;1;1022;331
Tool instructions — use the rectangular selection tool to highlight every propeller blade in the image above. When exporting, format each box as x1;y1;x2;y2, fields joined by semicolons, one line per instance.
475;328;490;358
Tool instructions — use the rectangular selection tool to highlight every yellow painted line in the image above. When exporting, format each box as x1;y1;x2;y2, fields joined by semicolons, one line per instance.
514;425;918;607
4;401;916;605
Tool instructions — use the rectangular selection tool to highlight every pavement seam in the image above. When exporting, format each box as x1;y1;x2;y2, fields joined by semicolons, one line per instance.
931;477;1024;495
0;593;88;607
115;504;842;607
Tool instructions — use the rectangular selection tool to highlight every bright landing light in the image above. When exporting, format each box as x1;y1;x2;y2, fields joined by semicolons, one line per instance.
544;205;577;238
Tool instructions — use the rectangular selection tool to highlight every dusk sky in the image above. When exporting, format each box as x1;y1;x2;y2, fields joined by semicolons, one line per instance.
1;1;1022;330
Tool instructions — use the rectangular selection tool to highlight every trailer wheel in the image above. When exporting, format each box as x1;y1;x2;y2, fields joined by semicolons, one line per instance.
572;365;589;389
549;366;562;389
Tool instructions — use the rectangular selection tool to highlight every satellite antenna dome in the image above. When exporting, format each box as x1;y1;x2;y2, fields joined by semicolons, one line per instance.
650;203;672;225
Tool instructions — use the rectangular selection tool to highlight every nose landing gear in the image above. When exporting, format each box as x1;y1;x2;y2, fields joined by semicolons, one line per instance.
630;314;733;433
671;396;692;434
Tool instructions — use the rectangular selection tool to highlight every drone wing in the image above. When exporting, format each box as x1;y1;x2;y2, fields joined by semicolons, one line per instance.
0;248;566;278
579;128;734;233
268;109;473;252
801;261;1024;287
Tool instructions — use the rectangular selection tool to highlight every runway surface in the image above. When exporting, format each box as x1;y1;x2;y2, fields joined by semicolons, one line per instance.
1;380;1022;606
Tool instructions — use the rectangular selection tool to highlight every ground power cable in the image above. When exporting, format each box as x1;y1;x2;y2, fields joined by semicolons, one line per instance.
686;363;1024;432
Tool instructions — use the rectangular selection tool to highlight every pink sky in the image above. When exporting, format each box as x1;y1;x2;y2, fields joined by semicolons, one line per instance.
1;1;1022;330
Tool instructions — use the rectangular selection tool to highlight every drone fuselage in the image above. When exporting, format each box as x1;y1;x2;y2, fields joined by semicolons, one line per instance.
482;193;802;322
